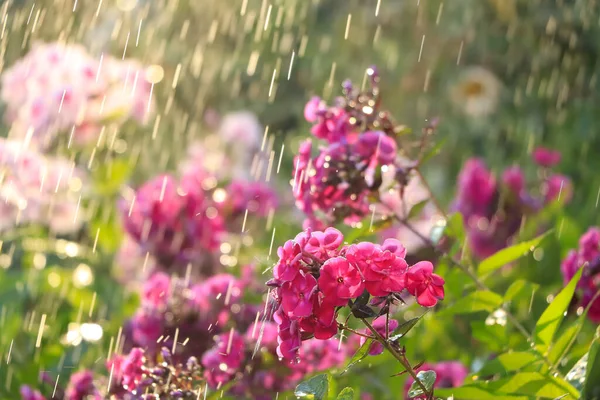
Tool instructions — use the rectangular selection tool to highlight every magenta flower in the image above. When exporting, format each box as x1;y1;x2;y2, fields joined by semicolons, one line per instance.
122;173;224;263
381;238;408;258
280;271;318;318
20;386;46;400
142;272;171;309
298;298;338;340
304;96;323;122
405;261;445;307
65;370;101;400
355;130;397;166
454;158;496;217
120;348;145;391
345;242;407;297
131;311;163;347
318;256;365;306
561;227;600;323
502;166;524;195
274;239;304;282
532;147;561;167
543;174;572;204
274;308;302;359
202;331;245;388
404;361;468;398
223;180;278;217
305;227;344;261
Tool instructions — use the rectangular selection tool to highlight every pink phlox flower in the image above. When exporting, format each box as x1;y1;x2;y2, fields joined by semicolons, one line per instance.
405;261;445;307
318;256;364;306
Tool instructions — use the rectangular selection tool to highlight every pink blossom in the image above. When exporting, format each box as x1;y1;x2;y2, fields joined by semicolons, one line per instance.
561;227;600;324
20;386;46;400
532;147;561;167
202;331;245;387
502;166;524;195
274;307;302;359
405;261;445;307
305;227;344;261
120;348;145;391
544;174;573;204
1;42;152;147
298;298;338;340
219;111;262;148
405;361;468;398
454;158;496;217
142;272;171;308
245;322;279;350
280;271;317;318
345;243;407;297
131;311;163;346
65;370;101;400
381;238;407;258
318;256;364;306
122;173;224;262
273;239;304;282
223;180;278;217
304;97;323;122
355;130;397;166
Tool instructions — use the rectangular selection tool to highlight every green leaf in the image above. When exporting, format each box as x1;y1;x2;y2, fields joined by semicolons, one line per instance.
435;387;528;400
534;268;583;349
440;291;503;316
471;321;507;352
340;339;372;376
420;137;447;165
336;387;354;400
389;313;427;343
407;199;429;220
583;328;600;399
548;324;579;366
486;372;579;398
478;231;552;276
477;352;541;376
295;374;329;400
566;353;588;393
504;280;539;302
444;213;465;242
407;370;436;398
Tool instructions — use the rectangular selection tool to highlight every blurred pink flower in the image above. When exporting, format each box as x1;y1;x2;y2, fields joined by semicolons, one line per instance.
532;147;561;167
1;42;152;147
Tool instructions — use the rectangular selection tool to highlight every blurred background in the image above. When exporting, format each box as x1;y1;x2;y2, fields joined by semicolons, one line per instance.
1;0;600;398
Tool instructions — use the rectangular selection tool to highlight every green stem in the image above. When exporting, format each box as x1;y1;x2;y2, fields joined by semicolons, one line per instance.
361;318;433;400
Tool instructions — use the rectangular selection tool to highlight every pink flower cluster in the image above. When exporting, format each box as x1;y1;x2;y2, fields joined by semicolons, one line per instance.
268;227;445;359
561;227;600;323
111;268;349;399
0;138;86;233
121;146;277;270
294;71;401;228
1;42;152;148
121;173;225;264
404;361;468;399
20;370;101;400
453;150;572;258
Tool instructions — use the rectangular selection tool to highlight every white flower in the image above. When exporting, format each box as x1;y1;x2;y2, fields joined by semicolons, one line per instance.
451;66;502;118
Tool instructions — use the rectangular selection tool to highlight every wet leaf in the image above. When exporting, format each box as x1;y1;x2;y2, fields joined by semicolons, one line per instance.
478;231;552;276
440;291;503;316
534;268;582;349
336;387;354;400
295;374;329;400
407;370;436;398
